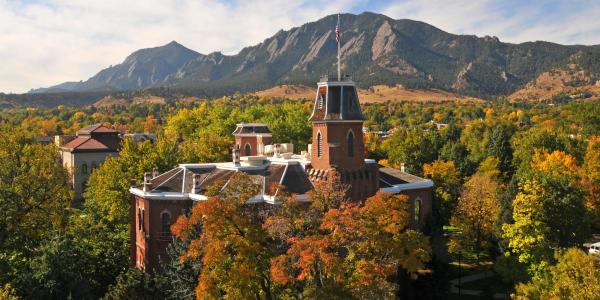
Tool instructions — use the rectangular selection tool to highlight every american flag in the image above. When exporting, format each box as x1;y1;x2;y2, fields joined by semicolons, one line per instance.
335;24;340;44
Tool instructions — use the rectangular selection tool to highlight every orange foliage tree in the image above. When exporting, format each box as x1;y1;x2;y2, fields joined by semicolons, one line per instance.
172;173;275;300
172;176;431;299
269;185;430;299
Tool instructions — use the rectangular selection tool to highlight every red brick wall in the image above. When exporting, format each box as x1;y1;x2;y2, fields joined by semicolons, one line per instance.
235;136;258;156
235;135;272;156
131;195;193;271
398;187;433;230
311;121;364;170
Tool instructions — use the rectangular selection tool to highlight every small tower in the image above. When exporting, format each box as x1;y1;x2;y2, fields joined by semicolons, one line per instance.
307;76;379;201
232;123;272;156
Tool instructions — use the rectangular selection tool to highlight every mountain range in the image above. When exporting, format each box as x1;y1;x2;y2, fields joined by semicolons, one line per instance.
27;12;600;99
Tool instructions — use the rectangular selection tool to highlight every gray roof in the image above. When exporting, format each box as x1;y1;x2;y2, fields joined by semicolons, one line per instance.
378;166;429;188
232;123;271;135
133;160;431;202
310;82;365;121
139;162;312;198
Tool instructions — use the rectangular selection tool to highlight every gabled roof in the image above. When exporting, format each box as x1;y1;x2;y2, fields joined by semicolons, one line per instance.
61;136;120;152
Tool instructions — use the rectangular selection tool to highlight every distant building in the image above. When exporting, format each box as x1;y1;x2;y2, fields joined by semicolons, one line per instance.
58;124;121;200
122;133;158;144
129;77;434;271
428;120;448;130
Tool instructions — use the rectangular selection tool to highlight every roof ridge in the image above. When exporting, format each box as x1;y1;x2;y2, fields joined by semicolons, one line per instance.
63;136;91;149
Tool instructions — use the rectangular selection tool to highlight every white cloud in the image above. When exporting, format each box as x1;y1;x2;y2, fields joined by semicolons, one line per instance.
0;0;356;93
382;0;600;45
1;0;599;93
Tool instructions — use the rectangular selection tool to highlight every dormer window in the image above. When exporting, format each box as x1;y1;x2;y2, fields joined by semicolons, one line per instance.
317;93;324;109
317;86;326;109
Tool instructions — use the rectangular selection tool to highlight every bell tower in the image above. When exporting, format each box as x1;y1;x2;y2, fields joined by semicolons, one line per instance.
305;13;378;201
307;76;379;201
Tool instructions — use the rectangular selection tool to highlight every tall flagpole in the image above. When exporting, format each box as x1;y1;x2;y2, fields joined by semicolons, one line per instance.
337;13;341;81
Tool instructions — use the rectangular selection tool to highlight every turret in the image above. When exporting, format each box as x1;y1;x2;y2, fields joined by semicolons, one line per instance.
232;123;272;156
309;76;366;171
307;75;378;201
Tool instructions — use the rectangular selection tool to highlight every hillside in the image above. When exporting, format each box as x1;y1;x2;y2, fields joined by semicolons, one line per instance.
509;63;600;101
30;41;201;93
254;84;475;102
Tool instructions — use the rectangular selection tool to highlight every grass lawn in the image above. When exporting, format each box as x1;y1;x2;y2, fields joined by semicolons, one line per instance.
447;260;493;278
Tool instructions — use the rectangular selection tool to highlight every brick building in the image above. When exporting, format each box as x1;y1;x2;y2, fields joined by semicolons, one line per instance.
129;77;433;271
58;124;122;200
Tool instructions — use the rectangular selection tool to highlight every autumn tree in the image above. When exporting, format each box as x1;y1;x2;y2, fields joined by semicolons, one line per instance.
173;173;276;300
503;151;590;277
423;160;462;227
0;128;72;287
514;248;600;300
511;128;584;179
76;136;179;297
582;136;600;228
270;192;431;299
384;128;442;175
449;171;501;263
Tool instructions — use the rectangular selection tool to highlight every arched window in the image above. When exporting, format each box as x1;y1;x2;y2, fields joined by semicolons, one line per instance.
161;211;172;237
317;131;323;158
414;198;422;222
81;163;88;174
347;131;355;158
245;143;252;156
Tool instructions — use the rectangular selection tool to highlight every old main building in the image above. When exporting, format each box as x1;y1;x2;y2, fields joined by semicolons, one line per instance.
129;77;434;270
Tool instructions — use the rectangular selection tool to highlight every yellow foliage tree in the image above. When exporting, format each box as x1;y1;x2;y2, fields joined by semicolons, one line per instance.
514;248;600;300
582;136;600;227
449;171;501;263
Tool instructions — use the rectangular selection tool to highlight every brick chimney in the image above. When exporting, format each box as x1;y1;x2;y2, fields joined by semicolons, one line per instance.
232;144;241;165
192;173;202;194
142;172;153;192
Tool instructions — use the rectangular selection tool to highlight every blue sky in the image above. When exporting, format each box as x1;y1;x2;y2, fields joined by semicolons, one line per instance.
1;0;600;93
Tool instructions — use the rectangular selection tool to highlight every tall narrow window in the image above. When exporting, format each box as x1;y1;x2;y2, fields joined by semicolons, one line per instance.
137;208;141;231
81;163;88;174
317;131;322;158
161;211;171;237
347;131;355;158
245;143;251;156
414;198;422;222
138;208;144;232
